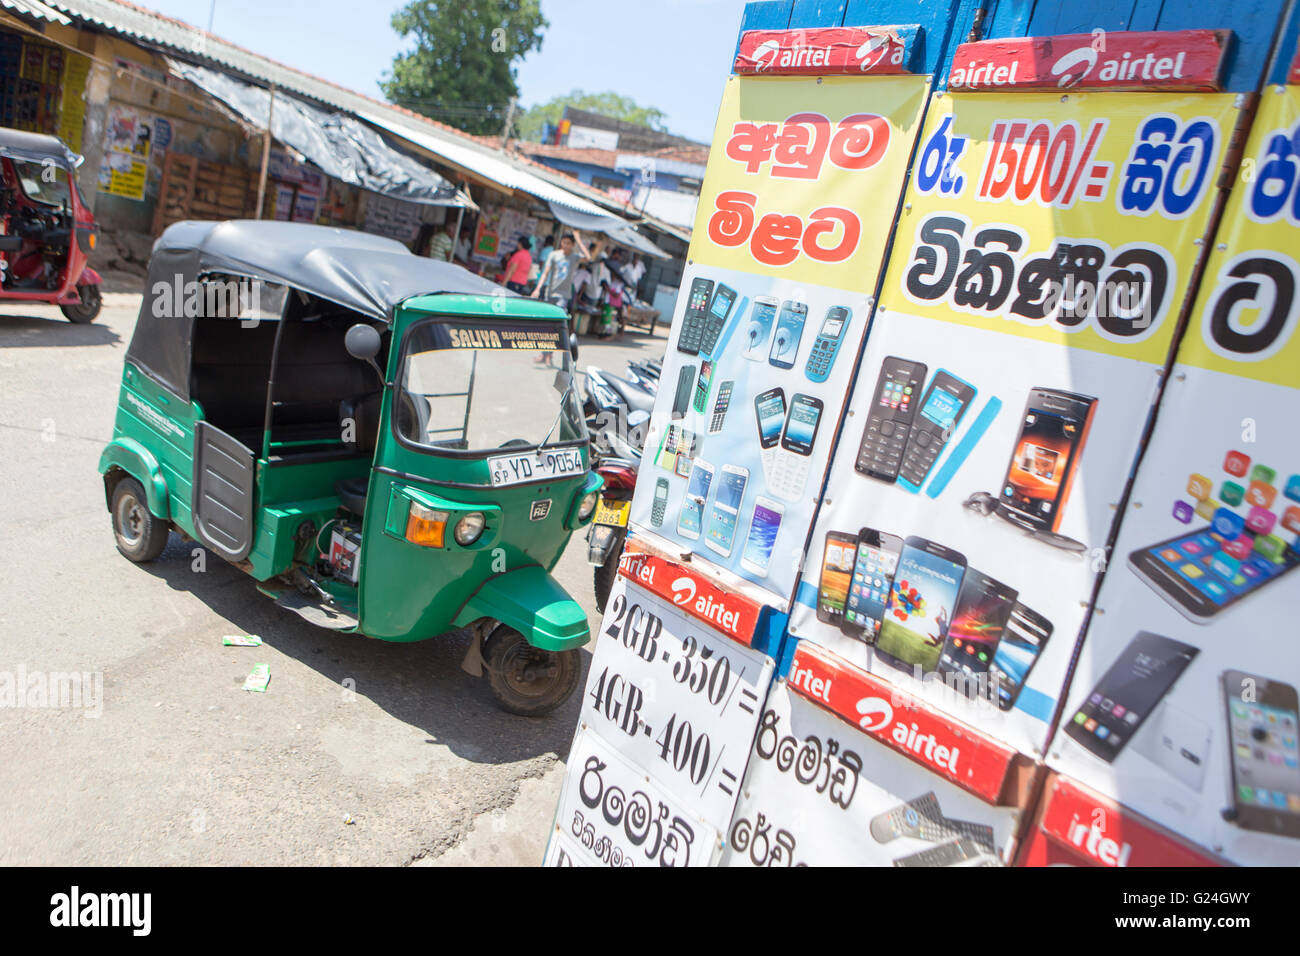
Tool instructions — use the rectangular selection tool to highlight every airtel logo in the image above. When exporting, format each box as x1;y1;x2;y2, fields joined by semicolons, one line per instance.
854;34;893;71
1050;47;1098;87
753;39;781;72
669;575;696;606
855;695;893;732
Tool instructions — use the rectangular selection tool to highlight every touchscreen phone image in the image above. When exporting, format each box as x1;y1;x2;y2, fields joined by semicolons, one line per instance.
676;458;713;540
769;300;807;369
817;532;857;624
1064;631;1199;763
705;465;748;557
1222;670;1300;839
744;296;778;361
740;497;784;577
781;393;824;456
875;537;967;675
1129;525;1300;623
937;569;1018;697
999;388;1096;532
755;388;787;450
842;528;902;644
987;602;1054;711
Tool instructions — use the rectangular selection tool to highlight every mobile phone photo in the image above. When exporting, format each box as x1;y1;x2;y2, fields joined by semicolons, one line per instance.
1063;631;1199;764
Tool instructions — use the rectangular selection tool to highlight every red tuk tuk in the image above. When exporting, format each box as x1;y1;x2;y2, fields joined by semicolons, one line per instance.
0;128;102;322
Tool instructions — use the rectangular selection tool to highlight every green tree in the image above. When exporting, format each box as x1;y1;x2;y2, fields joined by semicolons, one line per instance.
516;90;669;142
382;0;547;136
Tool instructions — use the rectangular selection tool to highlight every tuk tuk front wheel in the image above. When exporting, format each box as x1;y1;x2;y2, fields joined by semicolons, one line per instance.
482;626;580;717
61;284;102;323
111;477;169;562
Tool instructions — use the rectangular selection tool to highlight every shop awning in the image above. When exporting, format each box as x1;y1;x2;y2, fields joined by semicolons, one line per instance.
353;105;626;220
168;60;473;209
546;202;670;259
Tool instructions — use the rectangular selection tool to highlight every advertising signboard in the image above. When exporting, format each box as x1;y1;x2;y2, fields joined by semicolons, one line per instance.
787;88;1241;757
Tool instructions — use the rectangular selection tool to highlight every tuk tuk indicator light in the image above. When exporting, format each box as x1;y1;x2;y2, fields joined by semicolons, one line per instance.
577;490;599;522
405;503;449;548
454;512;486;546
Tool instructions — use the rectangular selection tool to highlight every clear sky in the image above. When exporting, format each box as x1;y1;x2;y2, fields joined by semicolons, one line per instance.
131;0;750;143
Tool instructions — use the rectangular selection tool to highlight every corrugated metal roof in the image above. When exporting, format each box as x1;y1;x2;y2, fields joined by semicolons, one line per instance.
47;0;623;219
1;0;71;25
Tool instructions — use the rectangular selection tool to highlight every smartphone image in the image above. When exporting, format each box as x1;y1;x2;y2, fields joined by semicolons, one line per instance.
650;477;670;528
936;569;1019;699
1221;670;1300;839
692;360;714;414
705;464;748;558
768;300;807;369
1133;699;1212;793
898;370;977;493
1064;631;1199;764
676;458;714;540
781;393;824;456
700;283;737;356
754;387;787;451
999;388;1097;532
804;306;851;383
672;364;697;419
1128;526;1300;624
841;528;903;644
875;537;967;675
987;602;1054;711
740;496;784;578
816;531;857;625
743;296;779;361
855;356;928;483
676;277;714;356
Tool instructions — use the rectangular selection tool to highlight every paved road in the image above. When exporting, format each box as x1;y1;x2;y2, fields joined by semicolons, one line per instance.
0;277;666;865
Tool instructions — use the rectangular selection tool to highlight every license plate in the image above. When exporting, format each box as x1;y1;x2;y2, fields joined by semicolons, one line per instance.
593;499;630;527
488;448;585;487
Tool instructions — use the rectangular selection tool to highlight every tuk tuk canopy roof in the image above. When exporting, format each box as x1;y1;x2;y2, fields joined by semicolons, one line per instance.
125;219;519;401
0;128;82;168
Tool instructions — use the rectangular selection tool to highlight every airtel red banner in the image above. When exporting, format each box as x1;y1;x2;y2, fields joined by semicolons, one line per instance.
1034;774;1223;867
787;642;1018;803
1291;41;1300;85
618;538;764;647
949;30;1231;92
735;26;915;76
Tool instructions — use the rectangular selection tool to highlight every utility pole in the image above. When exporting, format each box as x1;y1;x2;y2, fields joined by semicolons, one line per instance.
254;85;275;219
499;96;518;149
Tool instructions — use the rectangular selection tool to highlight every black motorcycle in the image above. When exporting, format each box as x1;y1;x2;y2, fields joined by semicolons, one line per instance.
583;364;655;612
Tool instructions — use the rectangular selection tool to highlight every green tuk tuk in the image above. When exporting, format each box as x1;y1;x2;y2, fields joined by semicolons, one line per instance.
99;220;601;715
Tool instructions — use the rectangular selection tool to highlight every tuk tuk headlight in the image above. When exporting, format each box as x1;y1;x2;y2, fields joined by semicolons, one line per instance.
454;512;486;546
577;490;599;522
406;503;449;548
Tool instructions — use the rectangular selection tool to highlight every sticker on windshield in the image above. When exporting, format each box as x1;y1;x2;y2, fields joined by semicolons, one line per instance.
444;325;562;351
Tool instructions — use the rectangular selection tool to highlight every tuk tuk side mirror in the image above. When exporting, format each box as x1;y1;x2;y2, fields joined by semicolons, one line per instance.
345;323;384;382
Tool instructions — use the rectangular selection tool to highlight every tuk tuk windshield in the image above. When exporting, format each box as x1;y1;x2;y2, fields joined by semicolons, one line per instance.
396;320;584;454
12;160;72;207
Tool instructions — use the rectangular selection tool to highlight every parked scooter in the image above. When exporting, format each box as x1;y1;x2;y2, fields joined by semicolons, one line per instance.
583;363;655;611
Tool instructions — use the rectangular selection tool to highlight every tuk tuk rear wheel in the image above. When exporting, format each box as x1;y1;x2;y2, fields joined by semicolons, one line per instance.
111;477;169;562
61;285;102;323
482;626;580;717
